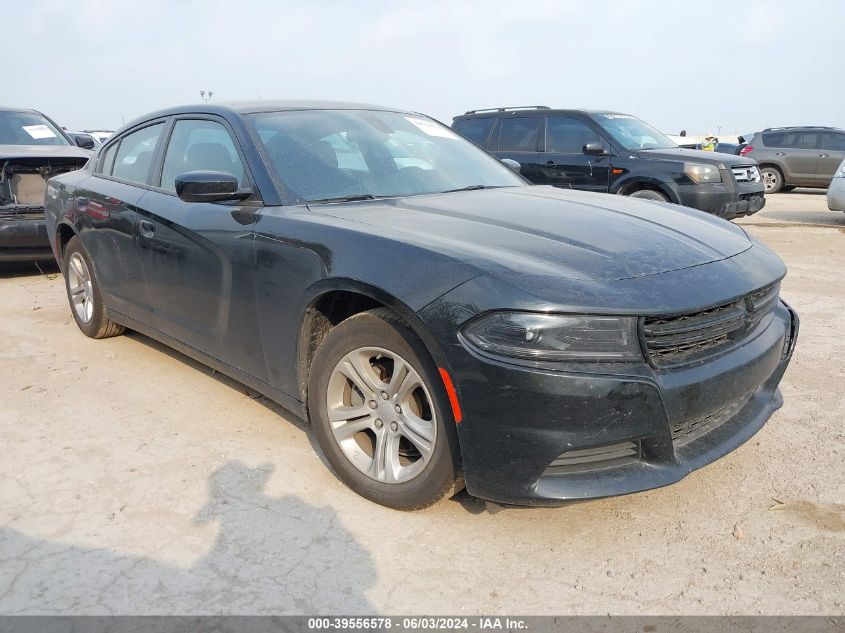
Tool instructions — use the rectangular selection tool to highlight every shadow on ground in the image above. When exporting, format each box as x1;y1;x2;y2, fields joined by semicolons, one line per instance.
0;461;376;614
0;261;59;279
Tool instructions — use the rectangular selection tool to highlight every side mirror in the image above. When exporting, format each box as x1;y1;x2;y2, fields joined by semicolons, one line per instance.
73;134;96;150
501;158;521;173
175;171;251;203
583;142;609;157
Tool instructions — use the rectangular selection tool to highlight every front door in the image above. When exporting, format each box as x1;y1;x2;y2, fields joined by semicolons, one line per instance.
534;116;610;192
136;117;267;380
819;131;845;185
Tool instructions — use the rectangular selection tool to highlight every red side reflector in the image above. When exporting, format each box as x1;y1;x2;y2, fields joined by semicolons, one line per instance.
438;368;463;423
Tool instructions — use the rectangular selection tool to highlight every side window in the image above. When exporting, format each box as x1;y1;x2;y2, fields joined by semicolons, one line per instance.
453;118;495;147
784;131;818;149
112;123;165;184
98;141;118;175
762;131;785;147
545;117;600;153
822;132;845;152
496;117;540;152
160;119;245;192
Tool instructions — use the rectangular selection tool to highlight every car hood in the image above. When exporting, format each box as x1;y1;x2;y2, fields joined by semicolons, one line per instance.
0;144;92;160
310;186;752;282
637;147;752;166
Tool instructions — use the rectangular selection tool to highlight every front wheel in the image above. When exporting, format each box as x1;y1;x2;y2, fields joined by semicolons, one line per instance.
629;188;669;202
761;166;784;193
63;236;125;339
307;308;461;510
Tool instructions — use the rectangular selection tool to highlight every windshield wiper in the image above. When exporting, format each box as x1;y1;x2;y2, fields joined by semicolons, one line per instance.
308;194;378;204
441;185;504;194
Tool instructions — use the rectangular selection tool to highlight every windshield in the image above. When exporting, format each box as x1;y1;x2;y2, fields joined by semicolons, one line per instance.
0;111;70;146
592;113;676;151
247;109;524;202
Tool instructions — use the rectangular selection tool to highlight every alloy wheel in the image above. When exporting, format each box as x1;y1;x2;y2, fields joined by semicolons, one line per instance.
762;169;779;192
67;252;94;324
326;347;437;484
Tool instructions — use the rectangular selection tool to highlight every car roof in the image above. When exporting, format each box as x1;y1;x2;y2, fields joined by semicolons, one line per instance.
128;100;416;125
455;106;624;119
0;106;41;114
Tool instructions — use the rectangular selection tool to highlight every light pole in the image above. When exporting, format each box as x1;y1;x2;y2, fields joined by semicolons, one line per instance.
199;90;214;103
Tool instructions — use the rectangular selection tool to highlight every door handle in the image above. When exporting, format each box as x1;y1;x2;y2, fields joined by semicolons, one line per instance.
820;154;830;158
775;152;786;156
545;160;556;166
139;220;156;238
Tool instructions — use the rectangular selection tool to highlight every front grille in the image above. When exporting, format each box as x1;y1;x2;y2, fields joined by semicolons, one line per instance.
544;441;641;475
732;165;761;183
643;284;779;368
671;396;749;444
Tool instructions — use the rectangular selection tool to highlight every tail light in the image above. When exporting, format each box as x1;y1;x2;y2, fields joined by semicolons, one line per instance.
739;145;753;156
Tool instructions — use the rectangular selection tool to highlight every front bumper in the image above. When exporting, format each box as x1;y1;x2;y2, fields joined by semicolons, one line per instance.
0;214;53;262
827;178;845;212
442;301;798;506
675;181;766;220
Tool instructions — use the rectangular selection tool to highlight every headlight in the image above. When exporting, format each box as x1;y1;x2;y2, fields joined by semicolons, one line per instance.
684;162;722;183
461;312;642;362
835;162;845;178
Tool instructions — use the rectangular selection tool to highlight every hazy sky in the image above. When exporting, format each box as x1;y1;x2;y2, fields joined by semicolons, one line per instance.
5;0;843;136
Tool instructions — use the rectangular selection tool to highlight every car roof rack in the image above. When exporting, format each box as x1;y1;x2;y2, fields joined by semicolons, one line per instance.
463;106;550;115
762;126;835;131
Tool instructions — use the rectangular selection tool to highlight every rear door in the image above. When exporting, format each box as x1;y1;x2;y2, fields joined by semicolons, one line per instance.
489;115;542;181
819;131;845;185
771;130;820;184
534;115;610;192
79;121;166;322
136;116;268;379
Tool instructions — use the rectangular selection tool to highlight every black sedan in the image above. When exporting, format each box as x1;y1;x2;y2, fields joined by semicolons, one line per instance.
44;101;798;509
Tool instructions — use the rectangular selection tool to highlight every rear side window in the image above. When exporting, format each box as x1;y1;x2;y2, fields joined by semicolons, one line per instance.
98;142;118;174
496;117;540;152
160;119;245;191
762;131;785;147
452;118;495;147
784;131;818;149
545;116;600;153
822;131;845;152
111;123;165;184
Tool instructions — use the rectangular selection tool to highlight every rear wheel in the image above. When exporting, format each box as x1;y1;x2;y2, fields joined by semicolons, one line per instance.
307;308;460;510
629;188;669;202
63;237;125;339
761;166;784;193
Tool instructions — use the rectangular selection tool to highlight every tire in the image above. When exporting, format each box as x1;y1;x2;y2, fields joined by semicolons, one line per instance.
629;188;669;202
761;166;784;193
307;308;461;510
781;185;796;192
63;236;125;339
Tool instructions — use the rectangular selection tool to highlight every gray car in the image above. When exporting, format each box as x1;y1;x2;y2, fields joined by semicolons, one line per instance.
740;126;845;193
827;159;845;211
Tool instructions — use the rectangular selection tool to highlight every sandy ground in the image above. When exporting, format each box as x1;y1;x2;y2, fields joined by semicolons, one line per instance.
0;191;843;615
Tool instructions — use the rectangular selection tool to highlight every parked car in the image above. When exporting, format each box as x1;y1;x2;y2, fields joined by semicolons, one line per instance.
45;101;798;509
83;130;114;145
452;107;765;220
827;159;845;211
739;126;845;193
0;107;92;262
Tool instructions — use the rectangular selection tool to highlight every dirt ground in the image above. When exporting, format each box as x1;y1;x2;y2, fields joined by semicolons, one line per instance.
0;190;843;615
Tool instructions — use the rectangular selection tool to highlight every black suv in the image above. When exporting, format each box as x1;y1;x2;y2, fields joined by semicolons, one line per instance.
739;127;845;193
452;107;766;219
